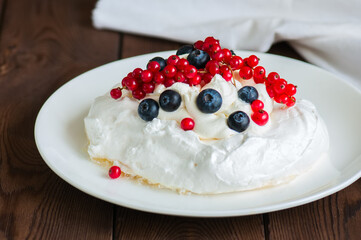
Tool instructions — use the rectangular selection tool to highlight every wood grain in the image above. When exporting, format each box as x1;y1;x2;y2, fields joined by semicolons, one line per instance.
267;180;361;240
115;207;265;240
0;0;118;239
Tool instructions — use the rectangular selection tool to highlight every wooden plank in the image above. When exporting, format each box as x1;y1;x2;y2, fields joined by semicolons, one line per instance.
0;0;119;239
115;34;265;240
267;180;361;240
115;207;265;240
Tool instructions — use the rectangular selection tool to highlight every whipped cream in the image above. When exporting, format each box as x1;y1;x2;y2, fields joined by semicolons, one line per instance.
84;75;329;194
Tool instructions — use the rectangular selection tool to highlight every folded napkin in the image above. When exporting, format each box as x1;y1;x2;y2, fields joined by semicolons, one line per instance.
93;0;361;90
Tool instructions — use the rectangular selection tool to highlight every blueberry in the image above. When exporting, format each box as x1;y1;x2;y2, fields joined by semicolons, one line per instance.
159;90;182;112
176;45;194;56
187;49;210;69
138;99;159;121
148;57;166;71
238;86;258;103
227;111;250;132
196;88;222;113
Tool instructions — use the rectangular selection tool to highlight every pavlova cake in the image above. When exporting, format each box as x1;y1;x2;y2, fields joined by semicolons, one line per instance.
84;37;329;194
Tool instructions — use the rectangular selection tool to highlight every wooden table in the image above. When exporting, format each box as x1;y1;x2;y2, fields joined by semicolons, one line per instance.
1;0;360;239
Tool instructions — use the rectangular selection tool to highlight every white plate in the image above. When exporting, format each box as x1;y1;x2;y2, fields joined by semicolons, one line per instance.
35;51;361;217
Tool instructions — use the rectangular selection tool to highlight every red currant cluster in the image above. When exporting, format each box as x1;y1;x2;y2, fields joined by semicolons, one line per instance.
250;100;269;126
110;36;297;108
265;72;297;107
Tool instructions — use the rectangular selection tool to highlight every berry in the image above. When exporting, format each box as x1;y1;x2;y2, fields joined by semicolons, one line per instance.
110;88;122;99
227;111;250;133
124;77;139;91
132;68;143;79
205;60;220;75
108;166;121;179
210;44;221;53
203;73;213;84
251;110;269;126
239;66;253;80
286;96;296;107
229;56;243;70
176;45;194;56
275;94;288;104
138;98;159;121
273;80;286;95
176;58;189;70
251;99;264;111
163;65;177;78
220;65;232;81
159;90;182;112
247;55;259;67
167;55;180;65
222;48;232;62
142;82;155;93
194;40;204;50
285;84;297;96
189;74;201;85
147;61;160;72
181;118;195;131
267;72;280;83
187;49;210;69
174;72;186;82
253;66;266;83
266;85;275;98
184;65;197;78
196;88;222;113
238;86;259;103
132;89;146;100
141;70;153;83
148;57;166;71
153;72;165;84
121;77;130;87
212;51;225;62
164;78;176;87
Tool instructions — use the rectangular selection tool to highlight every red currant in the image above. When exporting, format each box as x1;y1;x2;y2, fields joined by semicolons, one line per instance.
251;110;269;126
189;74;201;85
194;40;204;50
251;99;264;111
167;55;180;65
286;96;296;107
176;59;189;70
222;48;232;62
108;166;121;179
110;87;122;99
239;66;253;80
220;65;232;81
206;60;220;75
210;44;221;53
164;78;176;87
153;72;165;84
285;84;297;96
273;80;287;95
147;61;160;72
132;68;143;79
121;76;130;87
163;65;177;78
212;51;225;62
181;118;195;131
175;72;186;82
203;73;213;84
266;85;275;98
267;72;280;83
124;77;139;91
247;55;259;67
142;82;155;93
275;94;288;104
229;56;243;70
253;66;266;83
184;65;197;78
132;89;146;100
141;70;153;83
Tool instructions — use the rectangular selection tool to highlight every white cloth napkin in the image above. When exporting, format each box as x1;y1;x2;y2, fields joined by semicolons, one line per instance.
93;0;361;90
